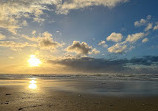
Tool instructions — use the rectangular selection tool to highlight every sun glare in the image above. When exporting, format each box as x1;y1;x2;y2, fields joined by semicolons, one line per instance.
28;55;42;67
29;80;37;89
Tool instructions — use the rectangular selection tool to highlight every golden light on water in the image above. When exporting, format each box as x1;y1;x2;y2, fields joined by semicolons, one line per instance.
28;55;42;67
29;80;37;84
29;80;37;89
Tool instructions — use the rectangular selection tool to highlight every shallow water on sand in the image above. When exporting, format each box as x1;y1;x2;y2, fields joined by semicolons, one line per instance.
0;74;158;96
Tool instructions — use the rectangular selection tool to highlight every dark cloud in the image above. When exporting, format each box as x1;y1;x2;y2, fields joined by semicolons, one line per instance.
66;41;100;55
39;37;61;49
129;56;158;66
48;56;158;74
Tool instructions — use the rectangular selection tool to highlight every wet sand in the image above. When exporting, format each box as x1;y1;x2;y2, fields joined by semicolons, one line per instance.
1;86;158;111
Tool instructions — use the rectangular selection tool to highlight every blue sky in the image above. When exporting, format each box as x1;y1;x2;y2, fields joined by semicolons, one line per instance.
0;0;158;74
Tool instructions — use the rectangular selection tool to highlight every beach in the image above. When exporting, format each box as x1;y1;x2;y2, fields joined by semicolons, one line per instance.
1;0;158;110
0;74;158;111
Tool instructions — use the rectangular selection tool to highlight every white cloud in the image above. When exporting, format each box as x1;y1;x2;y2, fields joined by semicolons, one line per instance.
56;0;128;14
108;43;127;53
22;32;63;50
144;23;153;31
8;56;14;59
90;48;100;54
66;41;100;55
0;0;128;33
106;32;123;42
153;24;158;30
32;30;36;35
147;15;151;20
0;34;6;40
134;15;156;32
134;19;146;27
98;40;108;47
134;15;152;28
0;31;63;51
33;17;45;23
125;32;145;43
0;0;54;33
98;40;105;45
107;32;147;53
22;20;28;26
0;41;36;51
142;38;149;43
39;32;63;50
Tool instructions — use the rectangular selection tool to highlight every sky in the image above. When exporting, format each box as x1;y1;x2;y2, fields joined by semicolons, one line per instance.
0;0;158;74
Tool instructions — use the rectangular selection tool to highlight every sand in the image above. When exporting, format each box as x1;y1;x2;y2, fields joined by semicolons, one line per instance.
0;86;158;111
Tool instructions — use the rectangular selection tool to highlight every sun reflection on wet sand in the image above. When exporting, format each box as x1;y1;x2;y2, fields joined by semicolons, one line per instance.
29;79;37;89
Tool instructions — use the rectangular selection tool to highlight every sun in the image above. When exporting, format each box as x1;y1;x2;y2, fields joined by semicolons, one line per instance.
28;55;42;67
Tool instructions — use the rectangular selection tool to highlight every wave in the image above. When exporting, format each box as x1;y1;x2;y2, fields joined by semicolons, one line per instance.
0;73;158;81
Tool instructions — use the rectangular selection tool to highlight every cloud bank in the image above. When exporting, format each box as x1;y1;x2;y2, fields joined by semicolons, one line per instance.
48;56;158;74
